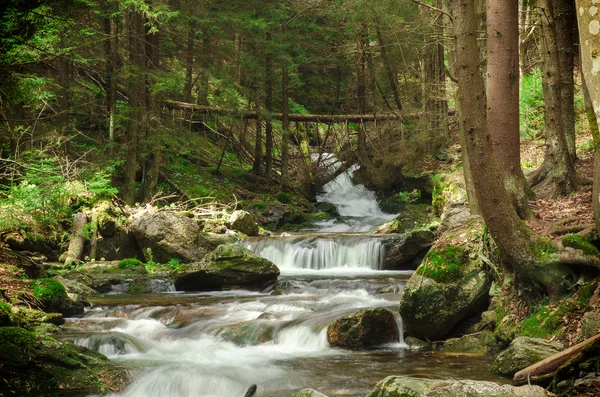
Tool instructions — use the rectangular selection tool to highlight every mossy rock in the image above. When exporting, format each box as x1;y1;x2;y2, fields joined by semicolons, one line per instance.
0;327;129;396
174;244;279;291
30;278;83;317
416;245;467;283
491;337;563;376
365;375;436;397
399;263;491;341
327;308;399;349
562;234;600;257
291;389;329;397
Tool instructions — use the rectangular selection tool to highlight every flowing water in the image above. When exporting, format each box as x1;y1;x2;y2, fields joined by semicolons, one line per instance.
60;156;507;397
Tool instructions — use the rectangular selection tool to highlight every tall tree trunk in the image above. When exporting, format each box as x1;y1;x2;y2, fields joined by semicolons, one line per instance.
356;28;367;157
280;28;290;188
374;16;402;111
452;0;565;292
487;0;535;218
183;24;195;103
265;32;274;177
530;0;578;197
554;0;577;160
143;25;160;201
197;34;210;106
575;0;600;235
123;9;145;205
103;0;119;145
58;35;70;127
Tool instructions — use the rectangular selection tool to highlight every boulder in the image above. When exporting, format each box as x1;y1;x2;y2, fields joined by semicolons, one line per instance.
580;312;600;341
95;226;142;261
30;278;84;317
381;230;435;270
0;327;129;396
365;376;436;397
327;308;399;349
399;266;491;341
291;389;329;397
442;332;492;354
174;244;279;291
67;261;149;293
405;336;431;350
229;210;260;236
426;380;549;397
131;211;233;263
491;337;564;376
365;377;549;397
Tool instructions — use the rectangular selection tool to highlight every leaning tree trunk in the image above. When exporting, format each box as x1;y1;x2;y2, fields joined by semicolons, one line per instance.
576;0;600;235
452;0;566;293
63;212;88;268
487;0;535;218
530;0;578;197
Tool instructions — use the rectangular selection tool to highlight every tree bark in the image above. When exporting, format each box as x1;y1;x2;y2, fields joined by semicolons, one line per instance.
123;9;145;205
356;28;368;156
183;24;195;103
554;0;577;160
63;212;88;268
487;0;535;218
530;0;578;197
576;0;600;235
143;24;160;202
374;16;402;111
197;34;210;106
265;32;274;177
452;0;564;292
281;27;290;188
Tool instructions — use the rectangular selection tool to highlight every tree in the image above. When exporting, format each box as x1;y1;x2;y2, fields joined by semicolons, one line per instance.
451;0;570;293
575;0;600;234
487;0;535;217
529;0;578;197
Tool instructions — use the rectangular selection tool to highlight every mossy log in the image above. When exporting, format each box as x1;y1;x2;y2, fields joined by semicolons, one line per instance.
513;333;600;386
63;212;88;267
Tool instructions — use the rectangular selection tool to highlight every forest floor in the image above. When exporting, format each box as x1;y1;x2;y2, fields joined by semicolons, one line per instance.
521;136;596;245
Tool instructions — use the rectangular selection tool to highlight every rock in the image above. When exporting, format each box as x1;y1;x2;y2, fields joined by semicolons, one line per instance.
442;334;486;354
392;204;436;233
30;278;84;317
327;308;399;349
290;388;329;397
229;210;259;236
439;203;475;233
95;226;142;261
314;202;340;217
365;376;437;397
68;261;149;293
174;244;279;291
131;211;233;263
375;219;402;234
426;380;549;397
0;327;129;396
4;232;58;260
381;230;435;270
491;337;564;376
399;265;491;341
581;312;600;341
55;276;98;304
365;377;549;397
405;336;431;350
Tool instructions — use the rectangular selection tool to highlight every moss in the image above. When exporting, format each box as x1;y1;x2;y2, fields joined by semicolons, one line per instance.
276;191;291;203
30;278;67;309
532;238;558;261
562;234;600;257
118;258;143;269
0;302;12;326
127;280;150;294
416;245;467;283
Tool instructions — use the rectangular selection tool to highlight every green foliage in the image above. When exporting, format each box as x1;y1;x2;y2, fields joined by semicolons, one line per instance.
520;306;561;339
30;278;67;308
520;70;544;140
532;238;558;261
562;234;600;257
416;245;467;283
118;258;143;270
144;257;186;273
276;192;291;204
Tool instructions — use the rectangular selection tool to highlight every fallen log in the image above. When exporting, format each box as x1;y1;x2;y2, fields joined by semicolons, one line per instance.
165;100;409;122
513;332;600;385
62;212;88;267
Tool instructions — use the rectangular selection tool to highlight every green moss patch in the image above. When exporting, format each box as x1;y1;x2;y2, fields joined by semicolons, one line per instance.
30;278;67;309
416;245;467;283
562;234;600;257
118;258;143;270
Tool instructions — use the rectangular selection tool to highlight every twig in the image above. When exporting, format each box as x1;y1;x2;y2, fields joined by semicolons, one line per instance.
411;0;453;23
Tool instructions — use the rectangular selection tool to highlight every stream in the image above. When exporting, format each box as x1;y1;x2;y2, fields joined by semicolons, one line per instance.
60;157;507;397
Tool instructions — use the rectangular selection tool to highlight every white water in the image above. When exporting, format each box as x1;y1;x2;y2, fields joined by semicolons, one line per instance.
312;155;397;233
64;276;409;397
244;235;385;271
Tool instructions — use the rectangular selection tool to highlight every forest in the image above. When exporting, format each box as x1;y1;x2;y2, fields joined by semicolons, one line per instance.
2;0;600;396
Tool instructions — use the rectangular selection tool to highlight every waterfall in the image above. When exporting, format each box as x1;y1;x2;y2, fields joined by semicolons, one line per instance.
244;234;385;271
